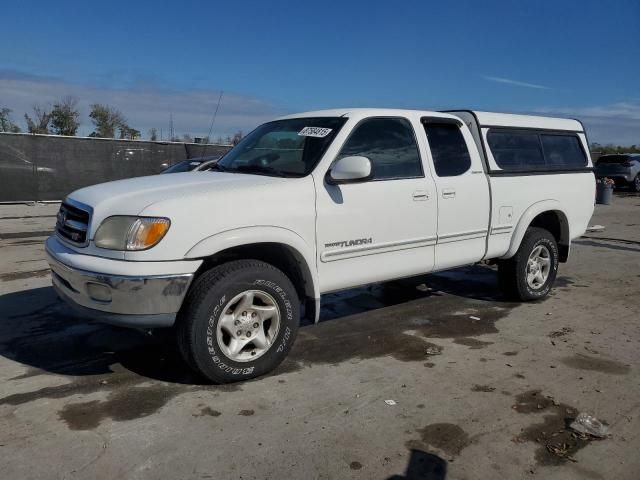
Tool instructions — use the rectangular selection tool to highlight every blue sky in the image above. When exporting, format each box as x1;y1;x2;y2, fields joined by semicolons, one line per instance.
1;0;639;143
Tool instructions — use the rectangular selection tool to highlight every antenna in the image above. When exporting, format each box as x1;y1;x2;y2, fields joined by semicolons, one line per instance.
198;90;224;159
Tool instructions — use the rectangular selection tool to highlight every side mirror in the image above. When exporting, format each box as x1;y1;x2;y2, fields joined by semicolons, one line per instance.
327;156;373;185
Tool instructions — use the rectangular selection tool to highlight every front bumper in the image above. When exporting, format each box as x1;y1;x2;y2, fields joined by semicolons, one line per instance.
45;236;200;328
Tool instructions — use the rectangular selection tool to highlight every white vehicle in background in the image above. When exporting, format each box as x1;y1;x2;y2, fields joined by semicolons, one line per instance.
46;108;595;383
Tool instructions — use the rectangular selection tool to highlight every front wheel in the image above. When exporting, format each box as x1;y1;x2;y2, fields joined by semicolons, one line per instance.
498;227;559;301
177;260;299;383
632;174;640;193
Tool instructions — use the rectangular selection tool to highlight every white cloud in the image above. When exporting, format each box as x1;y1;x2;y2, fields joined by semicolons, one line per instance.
482;75;550;90
535;101;640;145
0;70;288;139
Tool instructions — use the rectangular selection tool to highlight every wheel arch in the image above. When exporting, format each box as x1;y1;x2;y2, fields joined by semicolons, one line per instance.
184;226;319;321
502;201;571;262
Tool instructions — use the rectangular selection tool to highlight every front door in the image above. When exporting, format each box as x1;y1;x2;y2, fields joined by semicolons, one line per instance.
314;116;438;293
423;119;490;270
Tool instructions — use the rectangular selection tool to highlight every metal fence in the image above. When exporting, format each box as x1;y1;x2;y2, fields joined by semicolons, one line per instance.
0;133;232;202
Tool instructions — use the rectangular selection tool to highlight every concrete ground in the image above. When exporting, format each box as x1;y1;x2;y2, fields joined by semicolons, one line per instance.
0;194;638;480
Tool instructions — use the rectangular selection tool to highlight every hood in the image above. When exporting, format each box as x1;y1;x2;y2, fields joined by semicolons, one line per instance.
64;170;316;262
68;171;286;226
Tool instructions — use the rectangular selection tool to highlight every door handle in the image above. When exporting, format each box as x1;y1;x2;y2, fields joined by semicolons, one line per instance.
412;190;429;201
442;188;456;199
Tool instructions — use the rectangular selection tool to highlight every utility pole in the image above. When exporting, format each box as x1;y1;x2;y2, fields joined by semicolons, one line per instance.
169;113;175;141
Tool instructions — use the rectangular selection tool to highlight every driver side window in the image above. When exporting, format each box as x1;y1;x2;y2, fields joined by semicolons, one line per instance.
337;117;423;180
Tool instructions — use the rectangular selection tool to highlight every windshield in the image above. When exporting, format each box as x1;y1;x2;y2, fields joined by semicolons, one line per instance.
217;117;347;177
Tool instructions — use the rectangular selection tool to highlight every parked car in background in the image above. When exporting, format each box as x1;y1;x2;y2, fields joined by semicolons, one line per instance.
595;154;640;192
161;156;220;173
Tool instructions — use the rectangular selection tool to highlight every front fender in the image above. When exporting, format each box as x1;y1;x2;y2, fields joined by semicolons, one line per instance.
184;226;319;300
501;200;569;259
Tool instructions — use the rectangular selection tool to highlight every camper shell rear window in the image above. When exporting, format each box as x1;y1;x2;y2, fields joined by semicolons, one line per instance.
487;128;587;172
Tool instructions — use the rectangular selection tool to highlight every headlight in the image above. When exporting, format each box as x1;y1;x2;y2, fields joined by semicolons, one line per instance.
94;216;171;251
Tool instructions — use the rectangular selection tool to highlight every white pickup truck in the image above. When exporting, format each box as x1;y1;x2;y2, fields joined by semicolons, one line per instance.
46;108;595;382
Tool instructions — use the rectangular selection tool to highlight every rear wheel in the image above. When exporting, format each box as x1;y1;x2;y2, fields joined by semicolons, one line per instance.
177;260;299;383
632;174;640;193
498;227;559;301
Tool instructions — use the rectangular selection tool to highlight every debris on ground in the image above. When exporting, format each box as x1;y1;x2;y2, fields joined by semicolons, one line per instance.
425;345;443;356
471;385;496;392
585;225;605;233
416;283;430;292
469;316;481;321
569;413;609;438
513;391;610;464
545;441;578;462
384;399;397;406
549;327;574;338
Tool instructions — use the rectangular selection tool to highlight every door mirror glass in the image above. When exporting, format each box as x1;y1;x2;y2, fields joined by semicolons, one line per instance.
327;156;372;184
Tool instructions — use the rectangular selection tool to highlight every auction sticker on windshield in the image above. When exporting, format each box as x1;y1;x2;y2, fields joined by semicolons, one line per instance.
298;126;332;138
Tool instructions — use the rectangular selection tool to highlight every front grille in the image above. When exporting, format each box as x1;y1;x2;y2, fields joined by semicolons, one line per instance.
56;201;91;246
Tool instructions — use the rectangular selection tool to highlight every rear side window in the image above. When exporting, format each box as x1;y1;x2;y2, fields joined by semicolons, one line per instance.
424;124;471;176
487;129;586;172
540;134;586;168
337;118;422;180
487;131;545;171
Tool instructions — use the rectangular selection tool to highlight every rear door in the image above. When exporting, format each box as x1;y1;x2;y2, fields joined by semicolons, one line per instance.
422;118;490;269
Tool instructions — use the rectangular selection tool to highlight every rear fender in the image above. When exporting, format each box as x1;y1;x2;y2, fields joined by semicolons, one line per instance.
501;200;569;259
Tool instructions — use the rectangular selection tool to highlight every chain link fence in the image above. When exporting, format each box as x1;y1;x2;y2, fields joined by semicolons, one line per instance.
0;133;232;202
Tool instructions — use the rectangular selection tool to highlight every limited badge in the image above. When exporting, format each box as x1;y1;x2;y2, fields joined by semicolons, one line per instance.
298;126;332;138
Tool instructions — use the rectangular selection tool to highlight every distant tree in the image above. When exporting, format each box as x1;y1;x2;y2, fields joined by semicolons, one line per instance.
50;96;80;136
89;103;126;138
590;142;640;154
149;127;158;141
119;125;140;140
24;104;51;134
0;107;21;132
231;131;243;145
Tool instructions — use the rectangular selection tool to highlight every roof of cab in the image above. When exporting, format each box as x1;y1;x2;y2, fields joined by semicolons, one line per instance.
469;111;584;132
277;108;459;121
277;108;584;132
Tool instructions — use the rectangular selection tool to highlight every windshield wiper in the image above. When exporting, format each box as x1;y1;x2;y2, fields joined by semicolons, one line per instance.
229;164;293;177
207;162;227;172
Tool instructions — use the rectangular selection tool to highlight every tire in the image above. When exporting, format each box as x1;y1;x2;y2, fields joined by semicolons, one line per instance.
497;227;559;301
632;174;640;193
177;260;299;383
